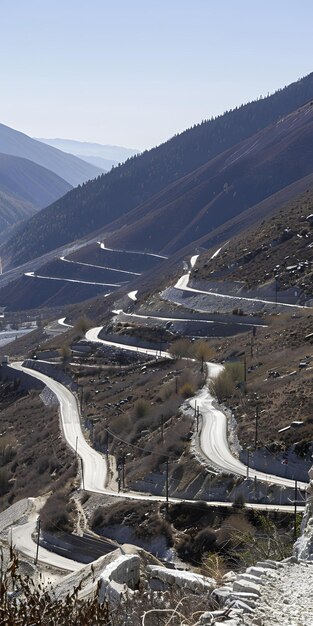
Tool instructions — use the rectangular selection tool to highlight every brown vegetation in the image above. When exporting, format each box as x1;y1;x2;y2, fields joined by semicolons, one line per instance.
0;380;75;512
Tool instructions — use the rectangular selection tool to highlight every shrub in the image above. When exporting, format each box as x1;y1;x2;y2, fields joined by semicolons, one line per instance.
226;361;244;384
37;457;49;474
200;553;227;584
74;315;92;336
0;467;9;496
110;413;132;436
210;370;235;401
134;399;150;419
210;361;245;401
193;340;215;368
217;513;254;551
59;344;72;363
193;527;217;554
176;526;217;563
169;338;194;358
0;434;17;466
41;491;75;533
179;382;195;398
232;492;246;509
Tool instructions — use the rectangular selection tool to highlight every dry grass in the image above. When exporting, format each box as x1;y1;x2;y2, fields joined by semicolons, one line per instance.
91;500;173;544
209;312;313;446
0;382;75;512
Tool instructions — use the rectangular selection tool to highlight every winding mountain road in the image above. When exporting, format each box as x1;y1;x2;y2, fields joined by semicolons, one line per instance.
174;270;310;310
11;363;108;492
8;358;307;571
24;272;124;287
11;519;84;572
85;327;169;358
59;256;141;276
10;360;307;493
98;242;168;259
192;363;307;490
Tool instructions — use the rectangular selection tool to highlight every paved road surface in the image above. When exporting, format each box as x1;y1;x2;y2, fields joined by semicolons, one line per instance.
10;361;307;494
191;363;307;490
11;519;84;572
174;271;311;310
8;361;306;571
86;326;169;358
24;272;123;287
11;363;108;492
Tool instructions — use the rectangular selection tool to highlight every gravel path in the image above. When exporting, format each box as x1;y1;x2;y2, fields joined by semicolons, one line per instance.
244;561;313;625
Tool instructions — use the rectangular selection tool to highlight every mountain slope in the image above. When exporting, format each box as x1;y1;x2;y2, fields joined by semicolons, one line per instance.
2;72;313;270
0;153;71;208
74;155;112;171
0;124;104;186
0;189;35;232
105;102;313;253
0;153;72;233
192;183;313;300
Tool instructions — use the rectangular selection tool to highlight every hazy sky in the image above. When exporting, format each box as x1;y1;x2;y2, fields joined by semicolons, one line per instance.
1;0;313;150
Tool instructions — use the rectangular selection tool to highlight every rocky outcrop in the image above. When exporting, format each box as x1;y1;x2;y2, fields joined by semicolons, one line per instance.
148;565;215;593
294;465;313;561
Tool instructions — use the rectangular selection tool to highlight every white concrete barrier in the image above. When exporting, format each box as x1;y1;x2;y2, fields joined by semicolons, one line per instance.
99;554;140;603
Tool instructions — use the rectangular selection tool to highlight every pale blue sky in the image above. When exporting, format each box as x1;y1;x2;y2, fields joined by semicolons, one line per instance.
1;0;313;149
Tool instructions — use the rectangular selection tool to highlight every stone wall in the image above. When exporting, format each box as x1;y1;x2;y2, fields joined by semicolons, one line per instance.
23;359;76;390
98;554;141;603
0;364;43;392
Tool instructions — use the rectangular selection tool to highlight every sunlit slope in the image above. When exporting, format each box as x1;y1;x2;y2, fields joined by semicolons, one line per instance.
2;72;313;268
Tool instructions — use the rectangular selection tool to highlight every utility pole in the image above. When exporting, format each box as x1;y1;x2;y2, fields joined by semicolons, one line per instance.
243;352;247;384
122;455;126;490
294;479;298;540
105;429;109;457
196;407;199;433
35;517;41;565
80;385;83;412
165;459;169;514
246;449;250;479
255;406;259;449
80;458;85;490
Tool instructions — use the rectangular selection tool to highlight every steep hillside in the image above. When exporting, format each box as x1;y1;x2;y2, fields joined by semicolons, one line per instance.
0;153;72;232
2;72;313;269
106;102;313;253
0;123;103;186
0;189;35;234
192;185;313;300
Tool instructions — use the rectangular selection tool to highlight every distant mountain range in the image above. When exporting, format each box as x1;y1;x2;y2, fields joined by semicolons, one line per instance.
0;124;104;187
36;138;139;171
1;72;313;310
